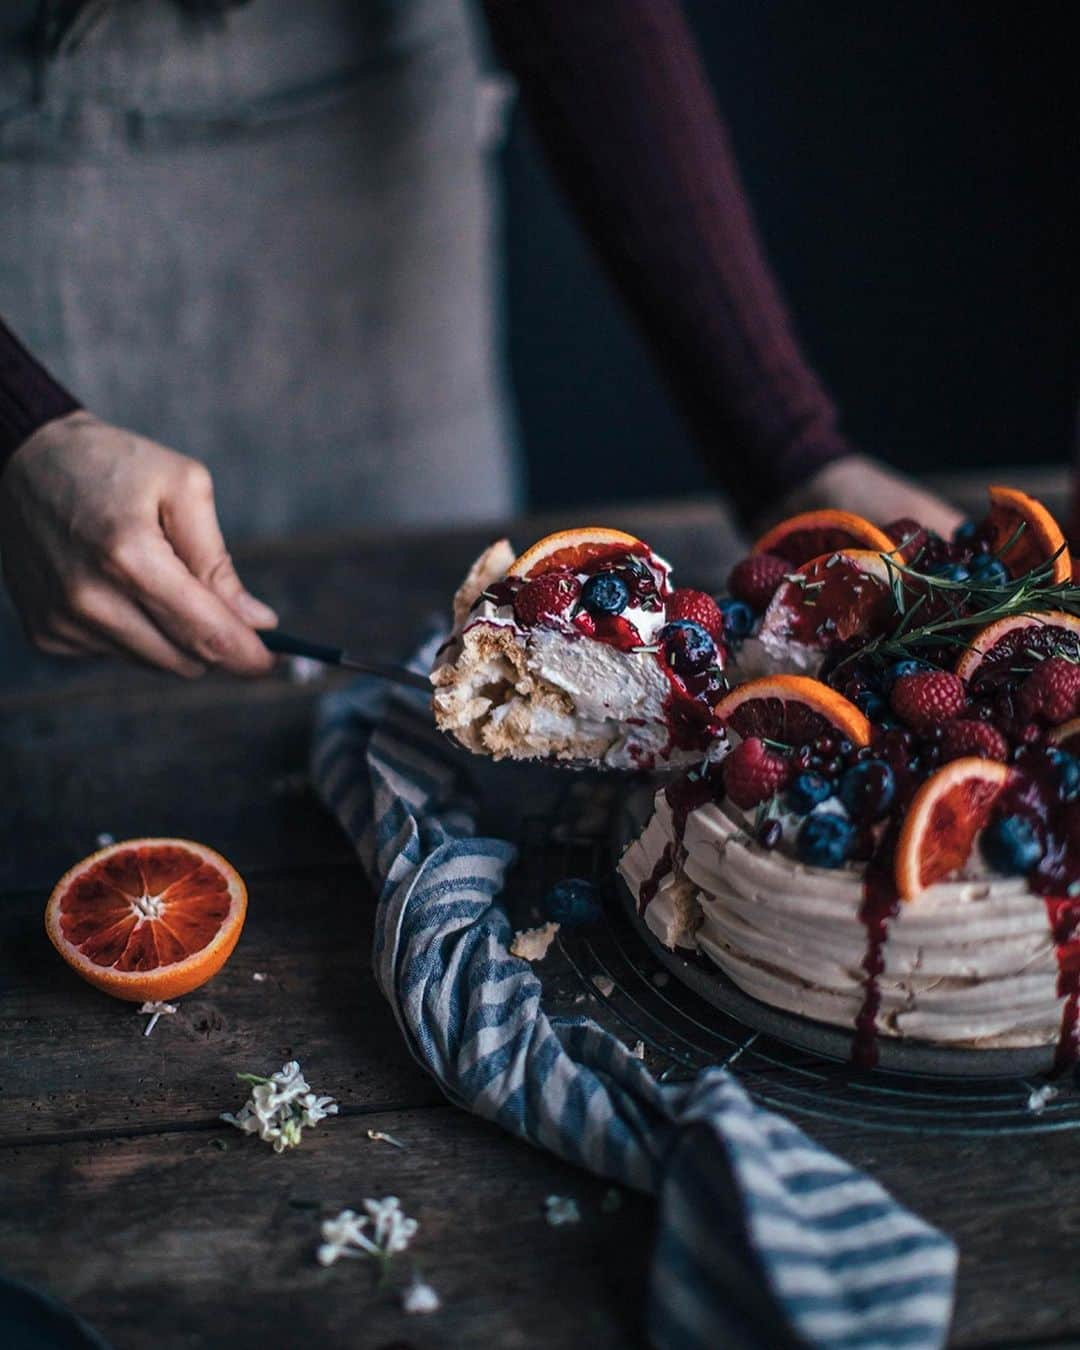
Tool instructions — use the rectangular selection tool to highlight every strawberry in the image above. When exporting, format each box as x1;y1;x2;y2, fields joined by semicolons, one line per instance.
940;719;1008;764
1018;657;1080;725
513;570;580;627
883;517;928;562
723;736;791;809
666;588;723;639
890;670;966;733
727;553;789;612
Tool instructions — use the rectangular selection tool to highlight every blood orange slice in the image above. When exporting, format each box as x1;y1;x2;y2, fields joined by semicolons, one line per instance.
752;510;896;567
45;838;247;1001
715;674;871;747
954;610;1080;685
894;758;1011;899
757;549;895;650
982;485;1070;584
508;527;645;579
1048;718;1080;755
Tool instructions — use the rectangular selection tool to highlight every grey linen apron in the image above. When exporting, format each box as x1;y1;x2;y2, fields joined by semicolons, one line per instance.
0;0;519;537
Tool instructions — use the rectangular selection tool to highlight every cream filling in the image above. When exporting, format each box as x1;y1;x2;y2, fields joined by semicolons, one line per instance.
619;791;1064;1049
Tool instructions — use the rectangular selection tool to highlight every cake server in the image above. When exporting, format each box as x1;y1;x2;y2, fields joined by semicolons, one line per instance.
261;631;432;692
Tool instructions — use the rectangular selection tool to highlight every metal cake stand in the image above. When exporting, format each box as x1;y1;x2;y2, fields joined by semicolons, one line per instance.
515;779;1080;1137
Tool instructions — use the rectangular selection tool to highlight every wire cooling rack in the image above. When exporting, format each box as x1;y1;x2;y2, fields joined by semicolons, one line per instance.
513;781;1080;1137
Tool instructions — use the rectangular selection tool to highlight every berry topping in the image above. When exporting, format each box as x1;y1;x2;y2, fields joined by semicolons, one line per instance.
889;670;966;733
1047;747;1080;803
723;737;791;809
786;771;833;814
581;571;630;616
660;620;717;676
513;570;580;627
855;689;887;721
838;760;896;822
666;588;724;639
969;555;1010;587
757;818;782;849
884;517;928;560
797;812;855;869
727;552;789;612
980;814;1042;877
883;658;932;690
953;520;978;544
718;598;755;640
1017;657;1080;726
940;719;1008;764
926;561;970;583
542;878;602;928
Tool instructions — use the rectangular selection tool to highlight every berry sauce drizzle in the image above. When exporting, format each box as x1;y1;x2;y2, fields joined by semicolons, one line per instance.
853;862;901;1069
638;772;721;916
1043;896;1080;1074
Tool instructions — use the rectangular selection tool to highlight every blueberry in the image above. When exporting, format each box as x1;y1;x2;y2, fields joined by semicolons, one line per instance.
797;813;855;869
660;620;716;675
980;815;1042;876
855;689;887;720
838;759;896;822
884;658;932;690
581;572;630;616
926;561;970;583
543;878;602;928
1047;748;1080;803
970;556;1010;587
786;772;833;814
953;520;978;544
718;598;755;640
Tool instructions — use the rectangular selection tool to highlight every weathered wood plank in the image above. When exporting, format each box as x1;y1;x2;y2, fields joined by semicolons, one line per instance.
0;868;442;1143
0;1110;655;1350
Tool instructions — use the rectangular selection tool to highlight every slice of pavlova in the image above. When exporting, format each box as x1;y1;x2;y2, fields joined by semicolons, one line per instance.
431;527;729;769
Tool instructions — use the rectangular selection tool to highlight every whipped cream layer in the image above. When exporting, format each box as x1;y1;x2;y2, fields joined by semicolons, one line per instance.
432;540;708;769
620;791;1063;1049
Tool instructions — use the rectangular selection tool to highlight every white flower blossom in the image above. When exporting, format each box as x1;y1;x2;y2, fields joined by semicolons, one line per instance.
544;1195;581;1226
221;1061;338;1152
402;1274;441;1314
1027;1083;1059;1115
138;1000;177;1037
316;1198;418;1272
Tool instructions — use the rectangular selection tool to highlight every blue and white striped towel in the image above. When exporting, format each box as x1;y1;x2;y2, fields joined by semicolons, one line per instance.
312;635;957;1350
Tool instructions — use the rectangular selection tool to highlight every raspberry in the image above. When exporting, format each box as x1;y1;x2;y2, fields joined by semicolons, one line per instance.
723;737;791;809
513;570;580;627
940;719;1008;764
727;553;789;613
1017;657;1080;725
889;670;966;733
666;587;723;639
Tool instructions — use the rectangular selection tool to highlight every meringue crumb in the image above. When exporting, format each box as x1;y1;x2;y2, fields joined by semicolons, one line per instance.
252;972;268;982
402;1274;441;1315
544;1195;581;1226
1027;1084;1059;1115
510;921;559;962
591;974;615;998
138;1000;177;1037
96;832;116;849
630;1040;646;1060
366;1128;405;1149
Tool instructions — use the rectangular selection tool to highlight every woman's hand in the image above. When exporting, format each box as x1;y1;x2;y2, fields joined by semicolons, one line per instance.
765;454;965;540
0;411;277;677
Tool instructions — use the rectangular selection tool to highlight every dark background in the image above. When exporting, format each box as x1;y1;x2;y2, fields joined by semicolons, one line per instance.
494;3;1078;511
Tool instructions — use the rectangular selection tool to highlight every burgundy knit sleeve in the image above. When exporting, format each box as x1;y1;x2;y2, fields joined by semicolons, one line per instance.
0;315;80;473
482;0;854;520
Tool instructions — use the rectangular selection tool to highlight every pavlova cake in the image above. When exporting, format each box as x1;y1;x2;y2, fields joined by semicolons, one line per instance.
431;527;729;768
617;487;1080;1067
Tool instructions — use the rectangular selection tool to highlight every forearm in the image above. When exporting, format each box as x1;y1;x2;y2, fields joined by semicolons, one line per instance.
483;0;852;519
0;315;81;473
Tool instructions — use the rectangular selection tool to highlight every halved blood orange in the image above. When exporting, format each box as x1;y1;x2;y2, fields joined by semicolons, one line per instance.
45;838;247;1002
1048;717;1080;754
508;527;645;579
752;510;896;567
954;610;1080;685
982;485;1070;584
757;549;895;650
894;758;1011;899
714;674;871;747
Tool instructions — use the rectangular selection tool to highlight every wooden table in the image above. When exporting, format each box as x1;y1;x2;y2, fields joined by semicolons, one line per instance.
1;498;1078;1350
